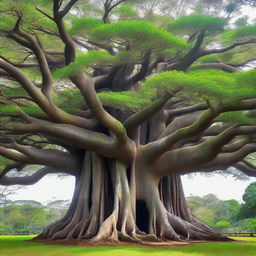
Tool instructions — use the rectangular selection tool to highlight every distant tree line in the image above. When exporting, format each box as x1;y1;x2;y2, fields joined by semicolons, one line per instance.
187;182;256;233
0;199;69;235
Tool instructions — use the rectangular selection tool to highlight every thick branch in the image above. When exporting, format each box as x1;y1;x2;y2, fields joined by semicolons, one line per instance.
0;147;31;163
124;94;171;136
161;110;204;139
70;74;128;144
13;143;81;173
191;31;205;55
52;6;127;141
13;21;53;97
193;63;241;73
0;163;25;180
165;103;207;121
0;167;65;185
0;60;95;129
129;52;151;84
9;119;133;162
195;144;256;172
228;58;256;67
102;0;127;23
146;98;256;159
221;137;250;153
234;161;256;177
156;126;256;178
199;38;256;56
59;0;79;19
146;107;219;158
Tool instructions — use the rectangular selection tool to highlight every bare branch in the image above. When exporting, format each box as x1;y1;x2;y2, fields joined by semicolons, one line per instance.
59;0;79;18
13;20;53;97
35;7;54;21
130;51;151;84
0;163;25;180
199;38;256;56
0;167;66;185
102;0;127;23
234;161;256;177
192;63;241;73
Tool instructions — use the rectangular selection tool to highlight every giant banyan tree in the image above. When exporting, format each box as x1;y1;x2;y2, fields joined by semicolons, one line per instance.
0;0;256;243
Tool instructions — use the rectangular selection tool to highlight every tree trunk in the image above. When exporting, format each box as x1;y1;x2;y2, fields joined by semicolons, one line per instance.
36;151;138;242
35;150;229;242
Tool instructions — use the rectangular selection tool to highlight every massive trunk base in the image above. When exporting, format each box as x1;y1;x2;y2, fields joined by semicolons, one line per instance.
35;152;230;244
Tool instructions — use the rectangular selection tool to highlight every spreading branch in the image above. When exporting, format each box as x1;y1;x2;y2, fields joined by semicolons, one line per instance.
0;167;65;185
234;161;256;177
124;94;172;136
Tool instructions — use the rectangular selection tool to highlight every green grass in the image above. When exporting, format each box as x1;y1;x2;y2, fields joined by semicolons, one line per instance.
0;235;256;256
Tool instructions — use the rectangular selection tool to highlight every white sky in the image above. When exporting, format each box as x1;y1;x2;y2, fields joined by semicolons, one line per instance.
6;174;255;204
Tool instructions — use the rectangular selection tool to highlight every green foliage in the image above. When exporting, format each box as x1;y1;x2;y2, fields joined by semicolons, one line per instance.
238;182;256;219
214;220;231;233
195;207;217;226
98;91;150;111
187;194;241;228
216;111;255;125
243;182;256;203
0;1;53;32
0;157;13;174
116;51;140;64
53;88;83;107
53;51;117;79
142;69;256;103
197;54;222;63
220;47;256;66
116;4;139;19
96;69;256;111
0;223;13;235
0;16;17;31
215;220;231;227
0;204;49;235
90;20;190;51
0;200;67;235
0;105;44;117
168;14;226;34
69;17;103;35
225;2;237;13
141;69;233;101
1;87;28;97
245;218;256;232
235;17;248;28
223;25;256;41
159;48;178;58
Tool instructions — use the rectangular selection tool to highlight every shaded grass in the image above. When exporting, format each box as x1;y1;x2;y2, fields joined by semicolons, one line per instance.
0;235;256;256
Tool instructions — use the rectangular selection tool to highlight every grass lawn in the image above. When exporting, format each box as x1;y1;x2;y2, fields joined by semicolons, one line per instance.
0;235;256;256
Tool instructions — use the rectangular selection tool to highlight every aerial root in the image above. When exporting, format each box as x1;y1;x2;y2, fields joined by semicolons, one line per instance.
89;211;119;242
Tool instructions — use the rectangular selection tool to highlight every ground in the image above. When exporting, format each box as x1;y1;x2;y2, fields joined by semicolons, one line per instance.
0;236;256;256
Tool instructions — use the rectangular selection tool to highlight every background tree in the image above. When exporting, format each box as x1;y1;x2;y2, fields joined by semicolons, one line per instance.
0;0;256;243
186;194;241;228
214;220;231;233
0;201;60;235
245;218;256;233
238;182;256;219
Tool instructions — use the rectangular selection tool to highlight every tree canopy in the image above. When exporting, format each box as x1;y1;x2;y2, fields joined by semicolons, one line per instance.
0;0;256;244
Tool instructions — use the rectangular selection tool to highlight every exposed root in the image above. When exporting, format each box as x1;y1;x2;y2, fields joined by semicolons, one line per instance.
37;153;230;244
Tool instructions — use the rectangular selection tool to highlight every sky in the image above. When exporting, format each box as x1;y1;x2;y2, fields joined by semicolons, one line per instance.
6;173;256;204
